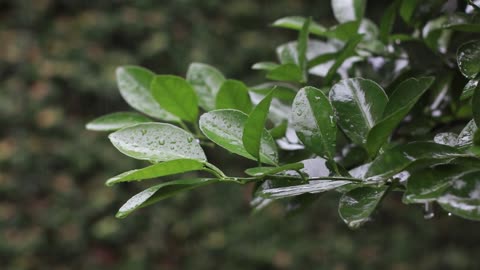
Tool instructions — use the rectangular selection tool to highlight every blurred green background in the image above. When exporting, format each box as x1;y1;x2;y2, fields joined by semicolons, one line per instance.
1;0;480;269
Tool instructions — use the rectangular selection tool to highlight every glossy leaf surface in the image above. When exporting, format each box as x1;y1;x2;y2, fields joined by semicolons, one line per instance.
266;63;304;83
272;16;327;35
116;178;219;218
474;87;480;127
151;75;198;122
339;186;388;229
186;63;226;111
330;78;388;146
109;123;206;162
331;0;366;23
291;87;336;159
244;163;304;176
260;180;351;199
106;159;205;186
457;40;480;79
116;66;178;121
216;79;252;114
243;91;274;160
457;120;478;147
460;77;479;100
86;112;151;131
199;109;278;165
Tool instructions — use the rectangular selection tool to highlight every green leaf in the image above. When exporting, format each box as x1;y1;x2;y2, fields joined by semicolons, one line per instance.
215;80;252;114
199;109;278;165
403;165;467;204
422;16;452;54
460;77;480;101
271;16;327;36
329;78;388;146
260;180;352;199
250;83;297;103
266;63;304;83
438;170;480;221
243;91;274;161
338;186;388;229
269;120;288;139
365;142;464;182
116;66;178;121
441;13;480;33
186;63;226;111
252;62;279;71
244;162;304;176
379;0;400;43
297;17;311;80
434;132;458;147
276;42;298;64
116;178;219;218
474;86;480;127
326;21;361;41
400;0;418;24
325;34;363;83
290;87;336;160
106;159;205;186
366;77;434;157
86;112;151;131
109;123;206;162
457;40;480;79
457;120;478;147
151;75;198;123
331;0;367;23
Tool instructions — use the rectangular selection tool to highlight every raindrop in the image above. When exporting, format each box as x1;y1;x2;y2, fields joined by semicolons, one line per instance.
423;202;435;219
448;212;452;217
159;139;165;145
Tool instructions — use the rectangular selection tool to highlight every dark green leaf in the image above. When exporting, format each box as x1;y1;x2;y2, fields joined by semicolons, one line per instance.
329;78;388;146
457;40;480;79
297;17;311;80
109;123;206;162
269;120;288;139
86;112;151;132
366;77;434;157
291;87;336;160
199;109;278;165
400;0;418;24
365;142;464;182
215;79;252;114
422;16;452;54
106;159;205;186
331;0;367;23
250;83;297;103
325;34;363;83
260;180;351;199
434;132;458;147
116;66;178;121
339;186;388;229
474;86;480;127
116;178;219;218
266;63;304;83
151;75;198;122
243;91;274;161
441;13;480;33
460;77;480;101
379;0;400;43
438;170;480;221
457;120;478;147
244;162;304;176
186;63;226;111
271;16;327;36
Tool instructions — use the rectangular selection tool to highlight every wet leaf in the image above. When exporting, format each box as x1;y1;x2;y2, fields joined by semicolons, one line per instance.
325;34;363;83
151;75;198;122
457;40;480;79
186;63;226;111
434;132;458;146
297;17;311;80
291;87;336;159
244;162;304;176
116;178;219;218
379;0;400;43
331;0;367;23
199;109;278;165
252;62;279;71
272;16;327;36
400;0;418;24
474;87;480;127
86;112;151;132
260;180;351;199
216;80;253;114
106;159;205;186
116;66;178;121
330;78;388;146
457;120;478;147
460;77;480;101
266;63;304;83
109;123;206;162
366;77;434;157
243;91;274;161
438;170;480;221
339;186;388;229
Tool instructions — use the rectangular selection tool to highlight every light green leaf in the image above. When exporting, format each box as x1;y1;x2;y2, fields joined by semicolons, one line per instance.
338;186;388;229
86;112;151;132
291;87;336;160
271;16;327;36
297;17;311;80
151;75;198;123
106;159;205;186
243;91;274;161
457;40;480;79
329;78;388;146
116;66;178;121
365;142;463;182
438;170;480;221
366;77;434;157
186;63;226;111
252;62;279;71
199;109;278;165
109;123;206;162
266;63;304;83
331;0;367;23
215;80;252;114
116;178;219;218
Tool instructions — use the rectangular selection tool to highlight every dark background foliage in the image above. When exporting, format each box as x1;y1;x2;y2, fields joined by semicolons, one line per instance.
1;0;479;269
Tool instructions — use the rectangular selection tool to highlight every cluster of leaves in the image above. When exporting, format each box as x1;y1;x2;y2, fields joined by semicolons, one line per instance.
88;0;480;228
